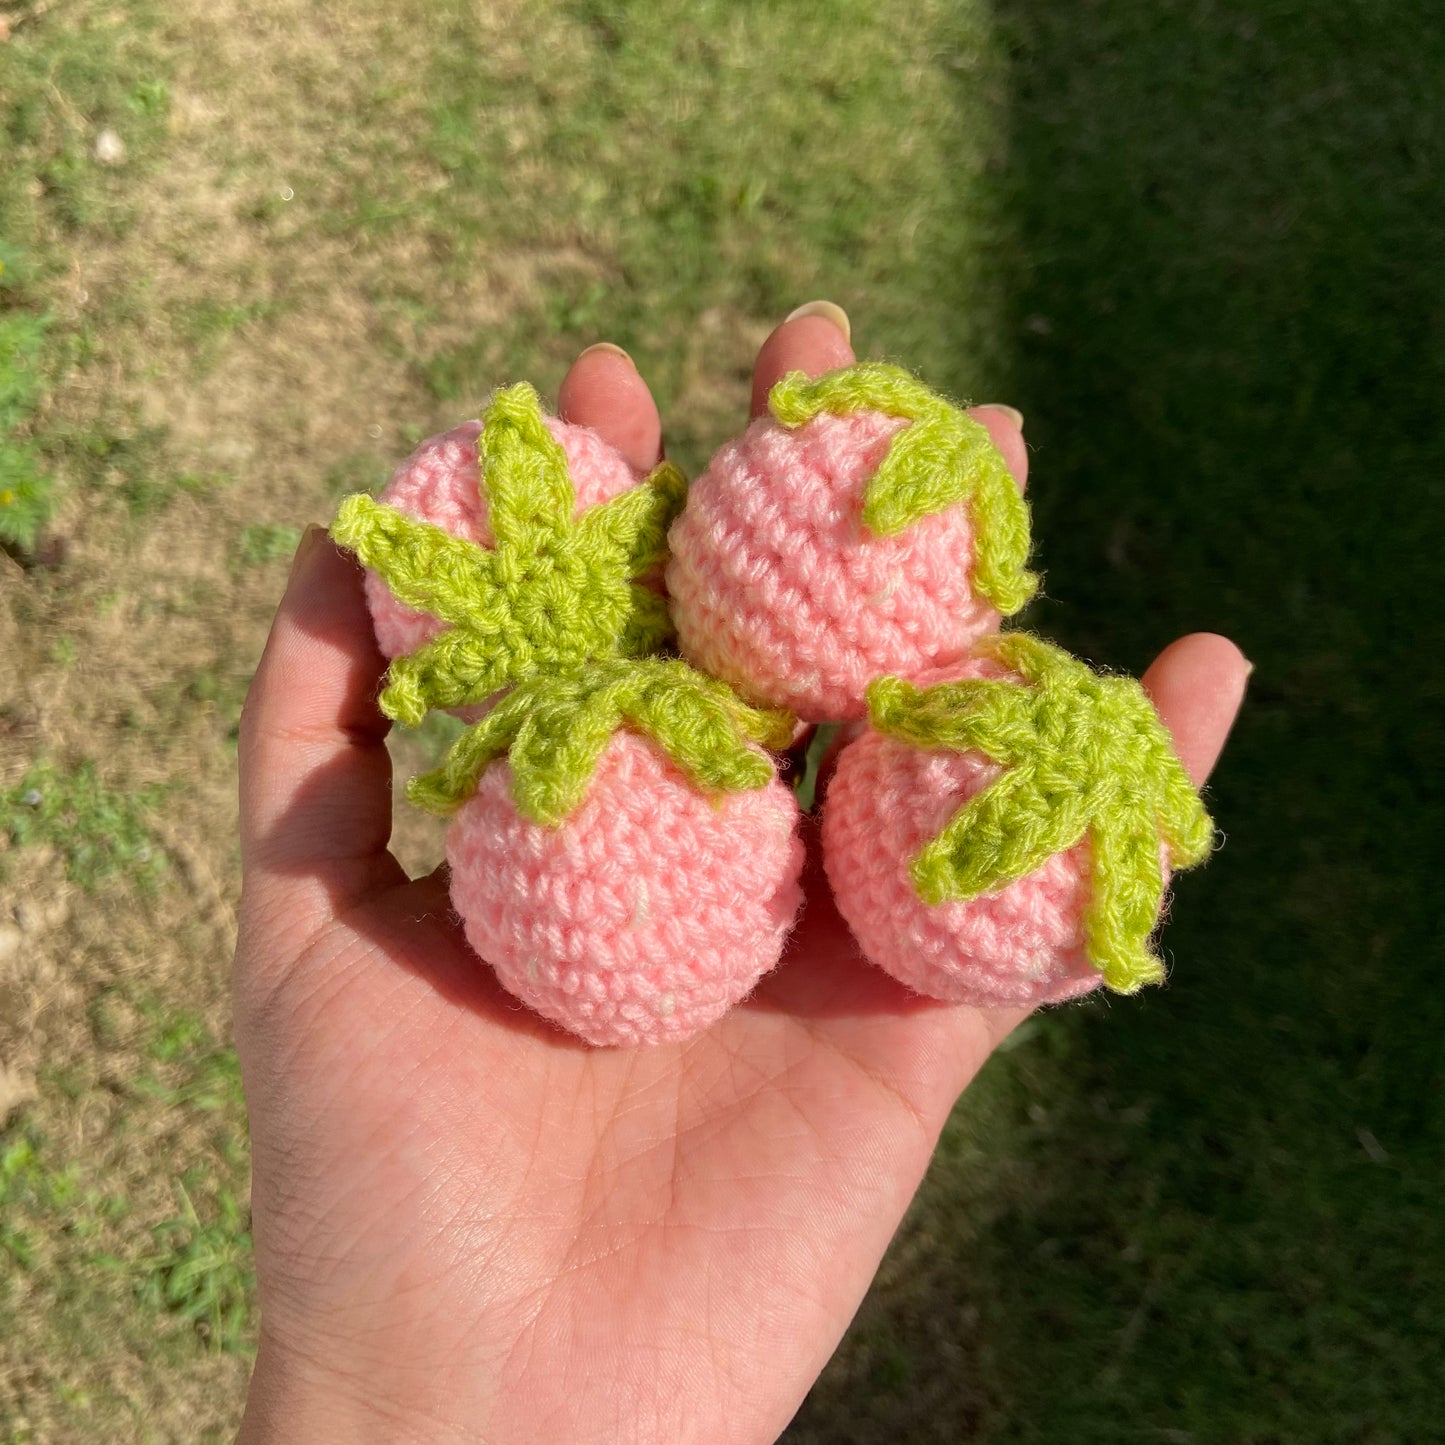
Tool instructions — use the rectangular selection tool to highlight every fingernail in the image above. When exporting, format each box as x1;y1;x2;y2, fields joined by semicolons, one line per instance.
577;341;635;369
784;300;851;342
978;404;1025;432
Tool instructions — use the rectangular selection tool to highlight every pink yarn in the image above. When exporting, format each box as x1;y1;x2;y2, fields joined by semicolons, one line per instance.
822;658;1105;1008
447;731;805;1047
666;411;1001;722
363;417;645;661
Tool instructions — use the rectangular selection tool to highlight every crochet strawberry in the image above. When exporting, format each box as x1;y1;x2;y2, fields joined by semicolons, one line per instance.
326;364;1221;1045
409;659;804;1047
666;363;1036;721
822;633;1213;1007
333;383;685;722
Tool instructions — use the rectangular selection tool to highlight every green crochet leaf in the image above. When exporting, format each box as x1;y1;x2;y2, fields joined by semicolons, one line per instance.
331;494;503;630
616;587;675;658
1085;820;1169;993
866;674;1039;766
768;362;1038;615
478;381;576;551
866;633;1215;993
913;765;1090;903
408;658;795;826
328;386;688;725
575;458;688;575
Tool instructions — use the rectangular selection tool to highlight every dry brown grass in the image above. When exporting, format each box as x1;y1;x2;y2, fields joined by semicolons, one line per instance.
1;0;1016;1436
1;4;770;1434
0;4;555;1436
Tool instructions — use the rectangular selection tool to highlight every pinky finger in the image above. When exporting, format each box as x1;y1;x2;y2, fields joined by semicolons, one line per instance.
1141;632;1251;787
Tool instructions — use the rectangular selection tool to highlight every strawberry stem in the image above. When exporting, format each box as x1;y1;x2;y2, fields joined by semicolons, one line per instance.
329;385;688;723
768;362;1038;616
409;658;795;826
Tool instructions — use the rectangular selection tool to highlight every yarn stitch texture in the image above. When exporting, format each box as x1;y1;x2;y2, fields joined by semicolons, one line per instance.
666;361;1035;721
362;417;648;663
409;656;796;825
331;382;685;725
447;729;804;1047
823;716;1103;1007
867;632;1214;992
769;362;1038;614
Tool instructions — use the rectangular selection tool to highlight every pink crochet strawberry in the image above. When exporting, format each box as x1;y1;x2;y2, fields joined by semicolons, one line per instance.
408;659;804;1047
359;418;640;661
666;363;1037;721
329;383;807;1046
333;382;684;723
327;362;1219;1045
822;633;1214;1007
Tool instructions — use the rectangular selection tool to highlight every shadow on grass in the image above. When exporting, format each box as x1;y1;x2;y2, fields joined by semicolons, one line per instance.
789;2;1444;1440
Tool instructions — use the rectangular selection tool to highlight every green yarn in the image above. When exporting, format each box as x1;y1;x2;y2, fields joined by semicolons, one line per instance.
409;657;795;826
793;721;840;811
867;633;1214;993
330;382;687;725
768;362;1038;615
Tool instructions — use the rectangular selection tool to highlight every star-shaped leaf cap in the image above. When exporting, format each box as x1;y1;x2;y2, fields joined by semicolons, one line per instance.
409;657;795;826
768;362;1038;615
330;382;687;725
867;633;1215;992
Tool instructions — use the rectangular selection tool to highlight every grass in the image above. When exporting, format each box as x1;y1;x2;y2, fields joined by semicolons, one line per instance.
0;0;1438;1440
1;759;166;890
0;3;180;546
135;1179;254;1355
0;1129;87;1271
233;522;302;569
0;297;53;550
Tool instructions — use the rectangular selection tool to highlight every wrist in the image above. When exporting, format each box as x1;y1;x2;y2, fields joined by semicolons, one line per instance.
237;1335;479;1445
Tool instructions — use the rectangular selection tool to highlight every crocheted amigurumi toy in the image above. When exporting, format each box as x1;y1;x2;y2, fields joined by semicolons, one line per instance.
822;633;1214;1006
667;363;1037;720
410;660;803;1047
332;383;804;1046
331;361;1214;1044
356;413;649;669
334;382;684;725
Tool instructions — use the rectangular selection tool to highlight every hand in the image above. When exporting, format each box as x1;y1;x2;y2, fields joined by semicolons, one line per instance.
233;313;1249;1445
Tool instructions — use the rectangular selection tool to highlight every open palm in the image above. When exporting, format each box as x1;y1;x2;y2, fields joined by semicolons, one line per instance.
233;314;1248;1445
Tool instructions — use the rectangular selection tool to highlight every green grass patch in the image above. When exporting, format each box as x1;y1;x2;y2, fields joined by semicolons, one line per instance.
0;1125;128;1272
134;1005;246;1122
0;298;55;550
39;410;212;516
305;0;1012;468
180;298;283;375
0;3;172;248
325;449;397;501
136;1179;255;1355
0;4;197;529
0;1130;79;1270
2;759;166;890
128;1007;255;1352
235;522;304;569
